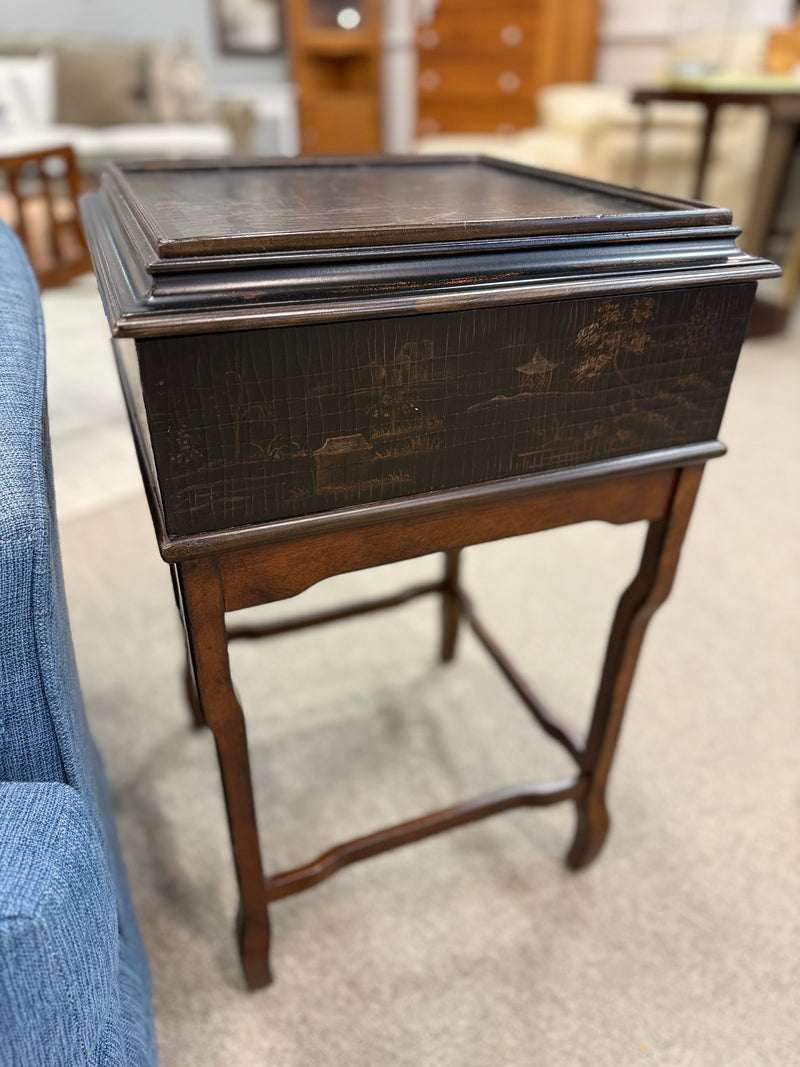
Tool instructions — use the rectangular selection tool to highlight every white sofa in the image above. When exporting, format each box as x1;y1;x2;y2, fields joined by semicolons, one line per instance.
0;37;236;175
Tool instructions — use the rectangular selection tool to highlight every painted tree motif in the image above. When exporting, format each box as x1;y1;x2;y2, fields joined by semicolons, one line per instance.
572;297;656;384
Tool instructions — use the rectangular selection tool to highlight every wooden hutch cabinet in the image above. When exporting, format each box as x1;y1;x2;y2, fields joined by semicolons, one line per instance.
284;0;383;154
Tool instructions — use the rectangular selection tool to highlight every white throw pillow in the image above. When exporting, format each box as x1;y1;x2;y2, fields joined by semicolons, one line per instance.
0;54;55;130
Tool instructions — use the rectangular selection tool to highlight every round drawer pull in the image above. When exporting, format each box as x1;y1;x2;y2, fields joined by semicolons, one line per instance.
419;69;442;91
500;23;524;46
419;28;440;49
498;70;521;93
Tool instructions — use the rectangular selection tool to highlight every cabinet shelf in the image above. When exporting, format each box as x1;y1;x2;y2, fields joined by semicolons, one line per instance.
302;29;376;55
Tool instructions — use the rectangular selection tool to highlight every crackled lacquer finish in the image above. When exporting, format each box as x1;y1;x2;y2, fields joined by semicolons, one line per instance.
115;159;659;255
135;282;753;536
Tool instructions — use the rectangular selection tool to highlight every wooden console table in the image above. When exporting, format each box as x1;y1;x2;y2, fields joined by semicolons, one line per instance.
632;84;800;256
81;157;776;988
632;84;800;333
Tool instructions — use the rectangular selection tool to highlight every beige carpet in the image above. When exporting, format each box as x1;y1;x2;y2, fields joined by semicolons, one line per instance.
44;275;799;1067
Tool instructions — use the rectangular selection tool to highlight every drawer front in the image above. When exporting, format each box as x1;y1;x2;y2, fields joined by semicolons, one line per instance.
137;283;753;537
418;11;539;54
420;0;537;11
418;97;535;134
417;57;535;101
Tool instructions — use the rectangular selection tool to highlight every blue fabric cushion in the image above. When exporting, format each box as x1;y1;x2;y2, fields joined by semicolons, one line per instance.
0;782;119;1065
0;221;65;784
0;222;157;1063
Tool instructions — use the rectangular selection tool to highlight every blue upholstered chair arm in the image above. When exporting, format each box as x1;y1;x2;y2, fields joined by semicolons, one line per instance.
0;782;123;1065
0;221;158;1064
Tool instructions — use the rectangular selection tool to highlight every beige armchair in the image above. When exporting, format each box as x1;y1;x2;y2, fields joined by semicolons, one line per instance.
415;29;773;232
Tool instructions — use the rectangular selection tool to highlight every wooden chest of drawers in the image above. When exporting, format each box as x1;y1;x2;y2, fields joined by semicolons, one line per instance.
416;0;599;135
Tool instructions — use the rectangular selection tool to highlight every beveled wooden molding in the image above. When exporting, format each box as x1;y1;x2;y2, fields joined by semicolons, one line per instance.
156;442;725;565
81;154;780;339
89;245;780;339
140;225;742;275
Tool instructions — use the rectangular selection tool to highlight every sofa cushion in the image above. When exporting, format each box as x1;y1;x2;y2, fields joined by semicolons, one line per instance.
94;121;232;158
0;781;157;1066
55;42;157;127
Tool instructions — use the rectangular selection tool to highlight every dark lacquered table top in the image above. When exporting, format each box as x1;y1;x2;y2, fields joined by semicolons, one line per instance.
109;157;715;258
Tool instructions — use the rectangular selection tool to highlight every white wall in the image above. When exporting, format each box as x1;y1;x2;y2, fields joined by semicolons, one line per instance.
0;0;288;89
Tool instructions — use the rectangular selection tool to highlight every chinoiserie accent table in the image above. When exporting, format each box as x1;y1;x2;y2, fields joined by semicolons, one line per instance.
81;157;777;989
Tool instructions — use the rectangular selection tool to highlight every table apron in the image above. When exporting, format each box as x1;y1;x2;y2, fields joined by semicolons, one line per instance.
212;466;678;610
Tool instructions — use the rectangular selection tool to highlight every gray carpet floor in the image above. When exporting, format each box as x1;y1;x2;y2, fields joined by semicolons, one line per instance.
43;274;799;1066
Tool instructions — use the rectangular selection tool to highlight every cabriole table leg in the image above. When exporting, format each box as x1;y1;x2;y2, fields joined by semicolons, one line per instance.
568;465;704;870
178;557;272;989
169;564;206;730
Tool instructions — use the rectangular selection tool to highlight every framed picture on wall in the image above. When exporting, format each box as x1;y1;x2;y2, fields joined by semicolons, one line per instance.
215;0;282;55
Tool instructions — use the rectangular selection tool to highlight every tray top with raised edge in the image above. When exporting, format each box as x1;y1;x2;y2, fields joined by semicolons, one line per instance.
80;155;780;338
100;156;718;255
